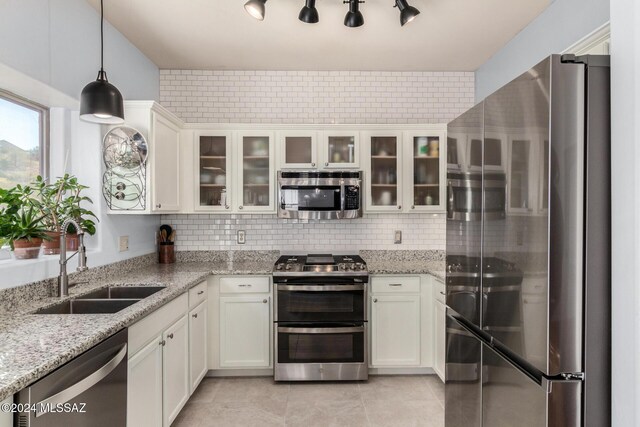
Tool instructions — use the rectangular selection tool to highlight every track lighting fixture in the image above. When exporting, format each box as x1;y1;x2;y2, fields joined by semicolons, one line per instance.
80;0;124;124
244;0;267;21
244;0;420;28
344;0;364;28
299;0;319;23
395;0;420;26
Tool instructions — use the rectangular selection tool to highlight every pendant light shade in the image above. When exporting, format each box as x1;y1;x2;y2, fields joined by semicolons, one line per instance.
344;0;364;28
80;0;124;124
299;0;319;24
245;0;267;21
395;0;420;26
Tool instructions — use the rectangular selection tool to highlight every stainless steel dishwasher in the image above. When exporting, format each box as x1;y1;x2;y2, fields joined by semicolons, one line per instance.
15;328;127;427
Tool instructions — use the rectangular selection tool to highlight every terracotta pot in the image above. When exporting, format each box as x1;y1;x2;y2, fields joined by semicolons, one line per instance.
13;238;43;260
42;231;61;255
158;243;175;264
66;233;80;251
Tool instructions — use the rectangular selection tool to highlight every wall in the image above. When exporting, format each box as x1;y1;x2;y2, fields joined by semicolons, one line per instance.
610;0;640;425
159;70;474;124
160;69;474;252
0;0;159;101
474;0;610;101
0;0;160;289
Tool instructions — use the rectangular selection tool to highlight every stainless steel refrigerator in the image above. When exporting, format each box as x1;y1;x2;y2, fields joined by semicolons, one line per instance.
444;54;610;427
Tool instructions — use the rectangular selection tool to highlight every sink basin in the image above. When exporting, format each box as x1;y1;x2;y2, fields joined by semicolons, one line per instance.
33;298;139;314
80;286;165;300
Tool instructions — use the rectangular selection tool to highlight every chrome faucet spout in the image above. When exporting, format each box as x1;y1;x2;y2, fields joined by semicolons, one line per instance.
58;219;88;298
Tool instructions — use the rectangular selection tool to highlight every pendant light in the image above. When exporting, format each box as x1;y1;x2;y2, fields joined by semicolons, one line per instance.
244;0;267;21
344;0;364;28
80;0;124;124
299;0;319;24
395;0;420;26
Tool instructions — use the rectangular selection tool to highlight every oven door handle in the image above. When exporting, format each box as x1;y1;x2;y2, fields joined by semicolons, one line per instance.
278;326;365;334
277;284;365;291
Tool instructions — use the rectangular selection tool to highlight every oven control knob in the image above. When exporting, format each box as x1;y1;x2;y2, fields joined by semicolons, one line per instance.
286;264;292;270
276;264;283;270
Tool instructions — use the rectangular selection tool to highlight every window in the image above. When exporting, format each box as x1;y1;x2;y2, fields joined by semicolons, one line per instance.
0;90;48;188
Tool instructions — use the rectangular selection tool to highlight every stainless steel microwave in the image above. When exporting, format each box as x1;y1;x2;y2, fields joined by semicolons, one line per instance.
277;170;363;220
447;172;506;221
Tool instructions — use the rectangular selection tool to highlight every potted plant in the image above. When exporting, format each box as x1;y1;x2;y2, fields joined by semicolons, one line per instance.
0;186;49;259
58;175;98;250
32;175;64;254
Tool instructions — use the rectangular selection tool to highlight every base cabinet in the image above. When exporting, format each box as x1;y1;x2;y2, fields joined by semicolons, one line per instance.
128;337;163;427
162;316;190;426
370;294;421;366
189;301;208;392
219;295;271;368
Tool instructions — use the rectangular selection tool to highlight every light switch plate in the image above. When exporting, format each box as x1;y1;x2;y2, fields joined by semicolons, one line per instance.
237;230;246;244
119;236;129;252
394;230;402;244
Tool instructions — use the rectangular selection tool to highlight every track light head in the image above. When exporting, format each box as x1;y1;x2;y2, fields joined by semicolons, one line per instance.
395;0;420;26
299;0;319;23
344;0;364;28
244;0;267;21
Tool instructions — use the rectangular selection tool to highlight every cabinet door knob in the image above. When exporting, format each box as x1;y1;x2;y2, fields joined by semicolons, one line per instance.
411;205;415;209
239;205;243;210
373;298;378;303
439;291;446;296
263;299;268;303
311;162;316;167
167;333;174;339
398;205;402;210
197;290;204;295
225;205;230;209
325;162;329;167
192;313;198;318
159;340;166;346
156;203;162;209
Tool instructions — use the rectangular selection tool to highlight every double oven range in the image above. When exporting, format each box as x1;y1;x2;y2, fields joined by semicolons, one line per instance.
273;254;369;381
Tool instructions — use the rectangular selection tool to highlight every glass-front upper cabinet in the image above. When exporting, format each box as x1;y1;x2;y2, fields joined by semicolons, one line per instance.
364;132;403;212
278;131;318;169
404;131;446;212
194;132;232;211
236;131;275;212
321;131;360;169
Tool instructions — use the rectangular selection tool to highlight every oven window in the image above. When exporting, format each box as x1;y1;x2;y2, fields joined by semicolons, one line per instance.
278;327;365;363
280;186;341;211
277;289;365;322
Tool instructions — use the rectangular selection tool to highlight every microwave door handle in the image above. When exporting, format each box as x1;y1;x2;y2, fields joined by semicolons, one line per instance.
277;284;365;291
340;180;345;219
278;326;365;334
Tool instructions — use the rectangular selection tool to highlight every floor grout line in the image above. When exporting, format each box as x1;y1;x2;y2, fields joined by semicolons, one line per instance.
358;380;373;427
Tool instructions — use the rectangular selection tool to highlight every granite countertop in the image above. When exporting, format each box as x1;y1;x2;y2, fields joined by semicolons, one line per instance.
0;260;273;402
366;260;445;281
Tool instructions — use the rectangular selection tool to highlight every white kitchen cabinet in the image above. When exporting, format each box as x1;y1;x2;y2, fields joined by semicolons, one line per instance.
163;315;190;426
235;131;276;213
364;131;404;212
321;130;360;168
370;294;421;367
128;336;163;427
193;131;233;211
403;130;447;212
219;295;271;368
278;130;318;169
189;301;208;393
112;101;183;214
433;299;446;381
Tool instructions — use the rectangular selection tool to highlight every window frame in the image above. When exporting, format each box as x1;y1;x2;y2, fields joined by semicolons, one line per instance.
0;89;50;182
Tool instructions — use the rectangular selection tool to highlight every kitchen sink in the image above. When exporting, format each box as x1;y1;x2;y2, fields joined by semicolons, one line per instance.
80;286;166;300
33;298;140;315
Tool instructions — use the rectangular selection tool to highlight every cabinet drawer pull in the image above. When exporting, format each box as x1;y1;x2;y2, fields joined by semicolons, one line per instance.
159;340;166;346
156;203;162;209
439;291;446;296
238;284;252;288
389;283;402;287
197;290;204;295
167;333;174;339
373;298;378;303
263;299;268;303
192;313;198;318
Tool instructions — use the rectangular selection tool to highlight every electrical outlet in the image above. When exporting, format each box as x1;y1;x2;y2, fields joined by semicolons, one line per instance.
394;230;402;244
119;236;129;252
237;230;246;244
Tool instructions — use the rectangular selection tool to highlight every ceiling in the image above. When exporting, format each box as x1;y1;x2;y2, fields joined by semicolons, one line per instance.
87;0;550;71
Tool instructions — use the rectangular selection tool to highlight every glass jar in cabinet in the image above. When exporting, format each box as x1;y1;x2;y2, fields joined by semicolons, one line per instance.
364;132;403;212
404;131;446;212
194;132;232;211
321;131;360;169
235;131;275;212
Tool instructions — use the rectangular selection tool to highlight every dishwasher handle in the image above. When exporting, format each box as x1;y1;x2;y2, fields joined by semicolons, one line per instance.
35;343;127;417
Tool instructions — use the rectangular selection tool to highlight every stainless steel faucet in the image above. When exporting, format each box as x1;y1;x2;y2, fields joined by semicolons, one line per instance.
58;218;88;298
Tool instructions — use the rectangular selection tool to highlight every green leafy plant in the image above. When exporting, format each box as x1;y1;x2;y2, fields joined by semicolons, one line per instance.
0;186;48;250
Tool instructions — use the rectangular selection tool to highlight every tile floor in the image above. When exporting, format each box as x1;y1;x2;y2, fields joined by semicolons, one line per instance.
173;375;444;427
